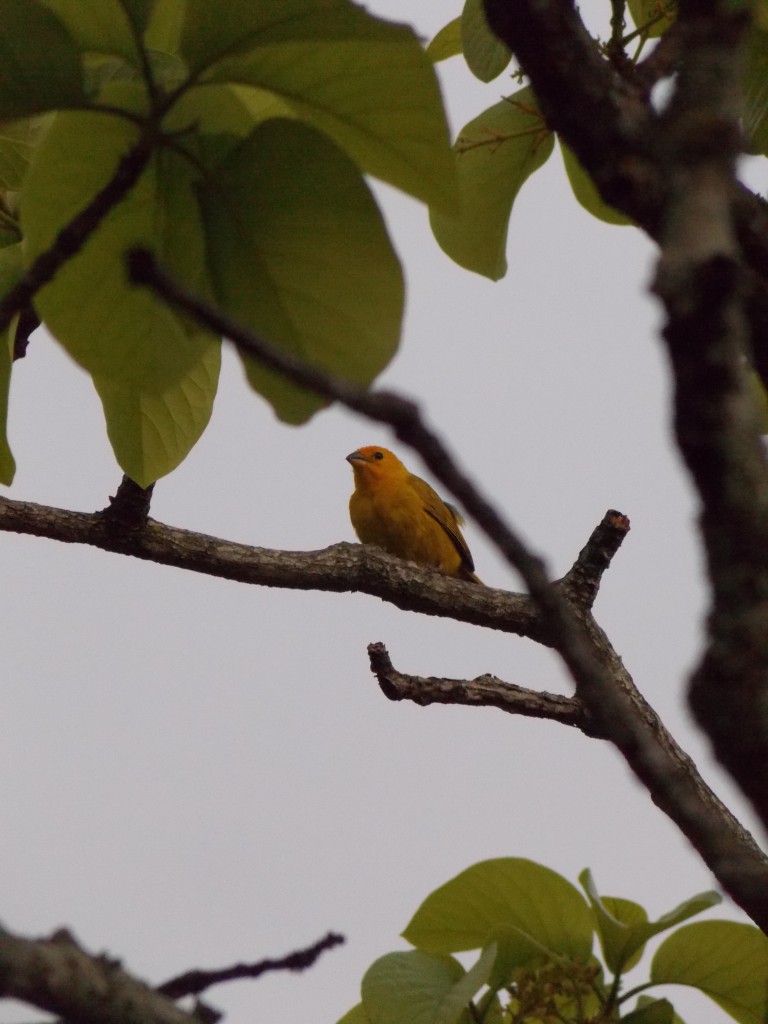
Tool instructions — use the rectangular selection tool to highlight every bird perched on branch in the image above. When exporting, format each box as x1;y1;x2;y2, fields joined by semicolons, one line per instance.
346;445;482;584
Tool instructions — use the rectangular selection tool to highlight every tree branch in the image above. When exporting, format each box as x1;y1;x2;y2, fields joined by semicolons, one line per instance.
481;0;768;322
557;510;630;610
366;622;768;933
0;927;195;1024
0;129;156;335
0;493;545;640
367;641;595;732
645;1;768;830
102;475;155;529
156;932;344;1001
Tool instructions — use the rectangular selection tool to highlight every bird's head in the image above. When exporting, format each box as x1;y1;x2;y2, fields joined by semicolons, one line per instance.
346;446;407;483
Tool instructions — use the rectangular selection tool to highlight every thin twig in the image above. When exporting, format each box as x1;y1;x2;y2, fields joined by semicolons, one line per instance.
157;932;344;1000
367;642;597;733
0;129;157;335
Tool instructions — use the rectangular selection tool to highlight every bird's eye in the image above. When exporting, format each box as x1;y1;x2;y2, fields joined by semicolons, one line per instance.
374;451;384;460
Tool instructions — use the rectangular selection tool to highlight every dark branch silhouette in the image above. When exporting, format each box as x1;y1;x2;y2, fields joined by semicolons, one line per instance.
157;932;344;1000
0;132;156;335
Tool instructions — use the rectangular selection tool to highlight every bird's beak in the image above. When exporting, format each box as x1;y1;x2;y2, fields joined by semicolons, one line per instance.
346;450;367;465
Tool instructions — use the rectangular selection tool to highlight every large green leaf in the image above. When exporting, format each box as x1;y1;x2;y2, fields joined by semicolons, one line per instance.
0;242;22;484
165;83;294;141
580;870;720;977
0;0;85;119
402;858;593;962
180;0;456;212
651;920;768;1024
39;0;139;63
199;118;403;424
21;94;220;485
426;19;462;63
461;0;511;82
560;143;632;226
623;998;678;1024
361;952;476;1024
0;115;51;190
144;0;185;53
430;87;554;279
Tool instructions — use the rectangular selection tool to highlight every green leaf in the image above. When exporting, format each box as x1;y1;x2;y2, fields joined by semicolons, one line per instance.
651;920;768;1024
0;115;51;190
580;869;720;977
361;952;473;1024
430;87;554;280
180;0;456;212
0;0;85;119
39;0;139;63
461;0;512;82
629;995;687;1024
484;925;552;989
426;19;462;63
403;858;593;962
21;95;220;485
626;0;675;39
0;243;21;484
336;1004;372;1024
438;944;496;1024
560;142;632;226
144;0;185;52
199;118;403;425
743;27;768;154
597;896;649;972
165;83;294;141
623;997;677;1024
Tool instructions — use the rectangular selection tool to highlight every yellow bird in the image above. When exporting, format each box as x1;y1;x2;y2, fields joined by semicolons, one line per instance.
347;445;482;584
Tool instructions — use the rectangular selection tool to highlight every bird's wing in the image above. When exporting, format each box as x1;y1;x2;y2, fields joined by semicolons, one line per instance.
409;476;476;574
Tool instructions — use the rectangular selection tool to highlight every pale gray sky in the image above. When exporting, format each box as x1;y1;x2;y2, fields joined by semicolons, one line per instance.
0;4;761;1023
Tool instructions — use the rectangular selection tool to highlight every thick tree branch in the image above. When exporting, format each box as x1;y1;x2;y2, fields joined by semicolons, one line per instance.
483;0;662;232
0;494;545;640
482;0;768;323
156;932;344;1000
0;927;195;1024
646;1;768;829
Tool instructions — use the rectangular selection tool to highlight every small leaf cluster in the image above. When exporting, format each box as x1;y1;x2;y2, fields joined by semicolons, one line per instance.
338;857;768;1024
425;1;690;281
0;0;458;486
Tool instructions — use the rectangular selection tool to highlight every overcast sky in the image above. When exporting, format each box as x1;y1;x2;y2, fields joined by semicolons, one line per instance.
1;4;762;1023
